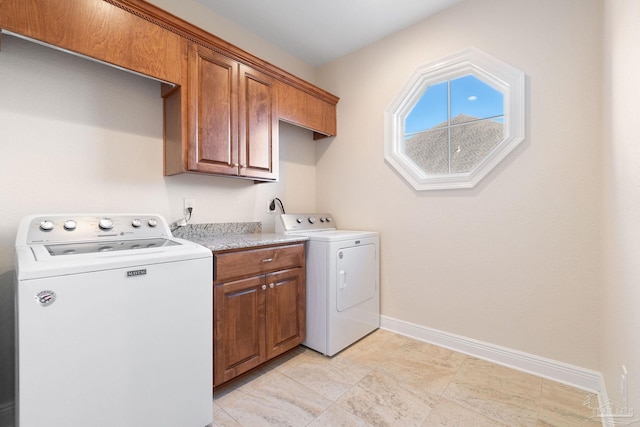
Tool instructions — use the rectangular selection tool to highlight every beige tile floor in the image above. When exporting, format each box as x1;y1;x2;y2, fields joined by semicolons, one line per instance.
213;329;602;427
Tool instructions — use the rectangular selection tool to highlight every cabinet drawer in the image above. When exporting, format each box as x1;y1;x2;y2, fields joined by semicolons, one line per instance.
214;244;304;282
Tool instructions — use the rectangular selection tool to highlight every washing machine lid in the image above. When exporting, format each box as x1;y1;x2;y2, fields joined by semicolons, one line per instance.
41;238;180;257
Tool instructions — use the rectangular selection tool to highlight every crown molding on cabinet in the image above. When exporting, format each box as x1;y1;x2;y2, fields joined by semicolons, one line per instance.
0;0;338;113
107;0;339;106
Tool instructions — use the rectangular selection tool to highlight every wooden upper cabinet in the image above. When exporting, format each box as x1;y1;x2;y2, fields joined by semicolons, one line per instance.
184;43;278;180
0;0;184;83
188;43;238;175
0;0;338;179
276;81;337;138
239;64;278;180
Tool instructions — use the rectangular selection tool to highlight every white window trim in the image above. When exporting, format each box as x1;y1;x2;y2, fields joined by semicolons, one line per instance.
384;47;526;190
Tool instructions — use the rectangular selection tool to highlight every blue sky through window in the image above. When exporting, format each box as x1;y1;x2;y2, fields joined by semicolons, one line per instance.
405;75;504;135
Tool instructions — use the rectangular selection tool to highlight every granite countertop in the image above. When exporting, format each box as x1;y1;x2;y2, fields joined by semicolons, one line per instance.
171;221;308;252
183;233;308;252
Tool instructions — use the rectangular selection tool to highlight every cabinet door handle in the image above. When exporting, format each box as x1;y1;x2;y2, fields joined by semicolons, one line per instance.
269;283;274;289
261;284;267;290
262;258;273;263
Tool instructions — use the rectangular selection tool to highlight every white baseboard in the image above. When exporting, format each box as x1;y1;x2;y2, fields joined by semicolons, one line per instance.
380;315;603;393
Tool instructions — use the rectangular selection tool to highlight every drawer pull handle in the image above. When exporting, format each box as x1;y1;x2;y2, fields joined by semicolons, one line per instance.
261;284;267;290
262;258;273;263
269;283;274;289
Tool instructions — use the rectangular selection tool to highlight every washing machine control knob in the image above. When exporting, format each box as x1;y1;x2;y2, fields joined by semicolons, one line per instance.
148;218;158;227
308;217;316;224
296;217;303;224
131;218;142;228
63;220;77;231
98;218;114;230
39;220;54;231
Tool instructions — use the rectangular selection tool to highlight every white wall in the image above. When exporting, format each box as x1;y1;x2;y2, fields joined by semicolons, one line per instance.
316;0;603;370
0;1;318;412
602;0;640;411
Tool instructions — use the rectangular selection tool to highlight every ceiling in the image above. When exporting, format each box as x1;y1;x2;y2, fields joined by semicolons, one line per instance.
195;0;463;67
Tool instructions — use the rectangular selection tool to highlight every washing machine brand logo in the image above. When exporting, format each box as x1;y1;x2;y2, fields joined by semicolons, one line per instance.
35;290;56;306
126;269;147;277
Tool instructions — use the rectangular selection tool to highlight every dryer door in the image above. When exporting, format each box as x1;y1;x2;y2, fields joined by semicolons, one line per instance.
336;243;377;312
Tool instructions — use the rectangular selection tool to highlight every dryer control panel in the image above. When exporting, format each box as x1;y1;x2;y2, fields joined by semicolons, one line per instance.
276;213;335;233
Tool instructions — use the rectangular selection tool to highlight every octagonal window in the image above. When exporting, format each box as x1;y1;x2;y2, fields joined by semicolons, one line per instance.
385;47;525;190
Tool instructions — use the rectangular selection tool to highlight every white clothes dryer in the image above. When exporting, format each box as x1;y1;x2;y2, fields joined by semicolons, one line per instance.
276;214;379;356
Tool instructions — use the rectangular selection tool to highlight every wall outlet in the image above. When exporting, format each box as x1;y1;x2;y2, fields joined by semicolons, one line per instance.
267;199;277;214
184;198;195;214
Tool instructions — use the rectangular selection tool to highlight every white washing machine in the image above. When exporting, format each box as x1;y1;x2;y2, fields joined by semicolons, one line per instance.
14;214;213;427
276;214;379;356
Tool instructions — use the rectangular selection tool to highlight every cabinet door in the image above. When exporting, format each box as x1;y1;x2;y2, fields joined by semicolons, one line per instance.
214;275;265;386
239;64;278;180
188;43;239;175
276;81;337;137
265;268;305;359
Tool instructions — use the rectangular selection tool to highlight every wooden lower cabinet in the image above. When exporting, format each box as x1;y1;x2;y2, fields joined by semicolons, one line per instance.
213;244;305;387
265;268;305;358
214;275;265;384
